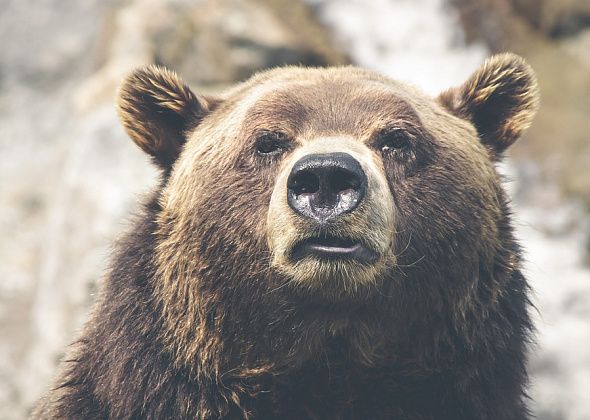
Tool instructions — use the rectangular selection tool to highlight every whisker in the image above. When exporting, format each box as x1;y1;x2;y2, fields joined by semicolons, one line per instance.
396;255;425;268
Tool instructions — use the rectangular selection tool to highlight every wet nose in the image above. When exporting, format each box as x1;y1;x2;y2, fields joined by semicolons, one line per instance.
287;152;367;223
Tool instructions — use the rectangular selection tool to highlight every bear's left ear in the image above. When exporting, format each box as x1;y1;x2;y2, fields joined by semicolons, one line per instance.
438;53;540;158
117;65;220;170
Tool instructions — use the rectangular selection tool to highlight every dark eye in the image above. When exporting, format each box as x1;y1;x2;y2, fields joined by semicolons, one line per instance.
255;131;289;156
377;129;410;153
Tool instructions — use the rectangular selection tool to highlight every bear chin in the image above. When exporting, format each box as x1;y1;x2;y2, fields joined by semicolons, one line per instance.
268;225;396;301
275;252;393;302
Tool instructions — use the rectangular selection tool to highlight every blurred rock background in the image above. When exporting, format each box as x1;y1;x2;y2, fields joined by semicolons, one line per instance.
0;0;588;418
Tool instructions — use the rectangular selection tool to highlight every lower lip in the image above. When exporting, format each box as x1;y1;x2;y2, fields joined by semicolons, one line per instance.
292;241;378;263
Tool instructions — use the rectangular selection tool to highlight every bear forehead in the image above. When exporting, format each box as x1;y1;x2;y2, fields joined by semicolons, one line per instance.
226;67;433;139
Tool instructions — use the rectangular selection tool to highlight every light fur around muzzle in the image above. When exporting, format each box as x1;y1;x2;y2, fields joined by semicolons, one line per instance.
267;136;396;296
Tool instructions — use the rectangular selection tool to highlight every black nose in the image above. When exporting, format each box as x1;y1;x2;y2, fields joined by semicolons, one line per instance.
287;152;367;223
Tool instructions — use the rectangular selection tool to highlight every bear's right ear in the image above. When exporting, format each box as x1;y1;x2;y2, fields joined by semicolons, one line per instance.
117;65;219;169
437;53;539;159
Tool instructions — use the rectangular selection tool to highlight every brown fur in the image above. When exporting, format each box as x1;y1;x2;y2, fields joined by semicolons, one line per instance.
117;65;220;168
35;54;539;419
438;53;540;156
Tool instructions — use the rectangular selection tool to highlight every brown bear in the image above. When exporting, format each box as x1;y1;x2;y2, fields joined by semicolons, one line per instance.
34;53;539;419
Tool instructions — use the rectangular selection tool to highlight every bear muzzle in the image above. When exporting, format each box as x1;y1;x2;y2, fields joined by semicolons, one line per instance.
286;152;378;263
266;137;395;286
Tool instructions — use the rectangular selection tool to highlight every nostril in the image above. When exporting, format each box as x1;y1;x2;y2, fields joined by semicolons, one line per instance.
331;168;361;194
289;170;320;195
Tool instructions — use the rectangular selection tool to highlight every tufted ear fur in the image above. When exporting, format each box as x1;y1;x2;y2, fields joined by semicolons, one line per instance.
117;65;220;169
438;53;540;158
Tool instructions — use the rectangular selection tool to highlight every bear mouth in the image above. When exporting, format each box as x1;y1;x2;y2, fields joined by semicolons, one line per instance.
291;235;378;264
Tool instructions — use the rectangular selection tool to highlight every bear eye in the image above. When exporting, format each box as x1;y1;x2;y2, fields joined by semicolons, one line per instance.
255;131;289;156
376;128;411;153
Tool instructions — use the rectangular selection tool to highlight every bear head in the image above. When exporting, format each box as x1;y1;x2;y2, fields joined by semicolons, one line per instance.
117;54;539;368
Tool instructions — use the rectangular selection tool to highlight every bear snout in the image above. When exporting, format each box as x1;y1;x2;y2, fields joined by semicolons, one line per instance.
266;137;396;293
287;152;367;224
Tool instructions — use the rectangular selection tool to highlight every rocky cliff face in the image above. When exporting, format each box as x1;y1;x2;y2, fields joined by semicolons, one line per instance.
0;1;588;419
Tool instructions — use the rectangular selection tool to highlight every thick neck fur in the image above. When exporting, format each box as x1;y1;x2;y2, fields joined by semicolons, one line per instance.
41;192;532;420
